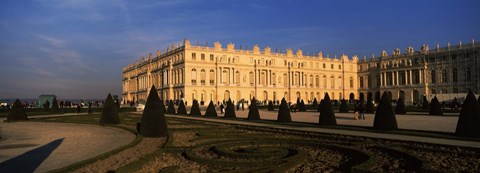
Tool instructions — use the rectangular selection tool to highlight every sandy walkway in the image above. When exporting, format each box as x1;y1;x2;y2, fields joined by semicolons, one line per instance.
0;120;135;172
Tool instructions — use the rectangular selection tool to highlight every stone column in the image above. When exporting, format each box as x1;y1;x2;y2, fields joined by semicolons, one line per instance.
409;70;413;84
391;72;395;86
219;67;222;84
396;71;399;86
419;69;423;84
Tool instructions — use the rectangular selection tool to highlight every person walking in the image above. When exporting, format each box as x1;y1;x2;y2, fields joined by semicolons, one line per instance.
354;101;359;120
359;103;365;120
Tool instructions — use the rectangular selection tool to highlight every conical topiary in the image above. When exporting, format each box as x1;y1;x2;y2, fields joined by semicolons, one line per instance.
6;99;28;122
248;97;261;120
177;100;187;115
395;97;406;115
366;92;374;113
224;98;236;118
477;95;480;105
422;96;430;109
140;85;168;137
373;91;398;130
100;93;120;125
277;98;291;122
267;100;274;111
189;99;201;116
319;93;337;126
166;100;176;114
51;96;62;114
205;101;217;117
429;96;443;115
317;99;322;112
339;99;348;113
311;98;318;110
455;91;480;137
298;99;307;112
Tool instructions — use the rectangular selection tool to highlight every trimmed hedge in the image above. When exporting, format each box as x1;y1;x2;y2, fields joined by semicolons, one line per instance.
177;100;187;115
140;85;168;137
339;99;348;113
248;97;261;120
395;97;406;115
166;100;176;114
224;99;236;118
277;98;291;122
373;91;398;130
205;101;217;117
455;91;480;137
190;99;201;116
6;99;28;122
319;93;336;126
100;93;120;125
429;96;443;115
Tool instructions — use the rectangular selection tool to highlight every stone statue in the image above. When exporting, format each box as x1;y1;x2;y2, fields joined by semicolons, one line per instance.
157;50;161;57
381;50;388;57
421;44;429;53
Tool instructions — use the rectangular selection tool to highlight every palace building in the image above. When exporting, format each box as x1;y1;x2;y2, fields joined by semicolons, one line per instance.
122;39;479;105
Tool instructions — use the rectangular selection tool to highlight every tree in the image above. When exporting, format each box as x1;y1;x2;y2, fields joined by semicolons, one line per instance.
51;96;62;114
177;100;187;115
429;96;443;115
267;100;274;111
455;91;480;137
190;99;201;116
366;92;374;113
6;99;28;122
43;100;50;111
422;96;430;109
373;91;398;130
339;99;348;113
311;98;318;111
100;93;120;125
319;93;337;126
224;98;236;118
298;99;307;112
140;85;168;137
394;97;406;115
248;97;261;120
277;98;292;122
205;101;217;117
166;100;176;114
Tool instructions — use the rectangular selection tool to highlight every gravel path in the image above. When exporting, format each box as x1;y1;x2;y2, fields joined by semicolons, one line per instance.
0;120;135;172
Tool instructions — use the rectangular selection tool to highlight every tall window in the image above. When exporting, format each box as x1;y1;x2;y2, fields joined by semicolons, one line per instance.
360;77;364;88
201;53;205;60
249;72;254;85
272;73;276;85
222;70;228;84
442;69;448;83
349;77;354;88
323;75;327;88
283;73;288;86
200;69;206;84
210;54;214;61
191;69;197;84
431;70;436;83
309;75;313;87
330;76;335;89
235;71;240;84
452;68;458;82
192;53;196;60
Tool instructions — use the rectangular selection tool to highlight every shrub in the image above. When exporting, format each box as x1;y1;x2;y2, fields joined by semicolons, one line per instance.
298;99;306;112
277;98;291;122
6;99;28;122
224;99;236;118
455;91;480;137
177;100;187;115
339;99;348;113
190;99;201;116
317;99;322;112
205;101;217;117
248;97;261;120
373;91;398;130
429;96;443;115
100;93;120;125
394;97;406;115
311;98;318;110
319;93;337;126
267;100;274;111
422;96;430;109
43;100;50;111
366;92;374;113
140;85;168;137
166;100;176;114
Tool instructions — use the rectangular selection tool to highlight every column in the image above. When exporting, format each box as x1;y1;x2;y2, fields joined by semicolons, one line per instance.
219;67;222;84
380;73;384;86
269;70;272;85
419;69;423;84
383;72;387;86
409;70;413;84
396;71;399;86
391;72;395;86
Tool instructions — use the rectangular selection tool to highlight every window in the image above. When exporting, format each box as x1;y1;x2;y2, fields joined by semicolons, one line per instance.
452;68;458;82
192;53;196;60
442;69;448;83
349;77;354;88
201;54;205;60
191;69;197;84
323;63;326;68
209;70;215;84
283;73;288;86
272;73;276;85
249;72;254;85
431;70;436;83
466;68;471;81
330;76;335;88
235;71;240;84
222;70;228;84
359;65;363;71
200;69;206;84
331;64;334;69
338;65;341;70
210;54;214;61
360;77;364;88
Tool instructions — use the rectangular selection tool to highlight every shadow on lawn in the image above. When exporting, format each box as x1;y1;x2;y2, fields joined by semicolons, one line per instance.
0;138;64;173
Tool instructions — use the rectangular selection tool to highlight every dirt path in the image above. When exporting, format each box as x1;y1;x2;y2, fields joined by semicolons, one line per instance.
0;120;135;172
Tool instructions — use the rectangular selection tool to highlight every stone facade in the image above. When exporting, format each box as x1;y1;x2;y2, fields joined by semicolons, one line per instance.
122;39;479;105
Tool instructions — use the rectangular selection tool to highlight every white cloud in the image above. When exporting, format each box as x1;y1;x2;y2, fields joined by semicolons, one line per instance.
36;34;65;47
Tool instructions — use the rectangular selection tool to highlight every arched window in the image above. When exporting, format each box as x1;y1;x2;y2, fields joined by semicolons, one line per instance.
191;69;197;84
249;71;254;85
209;69;215;85
200;69;206;84
442;69;448;83
222;70;228;84
452;68;458;82
323;75;327;88
330;76;335;89
309;75;314;87
359;76;364;88
315;75;319;87
283;73;288;86
431;70;436;83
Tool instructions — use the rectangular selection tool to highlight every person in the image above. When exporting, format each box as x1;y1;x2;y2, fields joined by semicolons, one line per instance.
359;103;365;120
220;104;224;114
237;104;240;111
88;102;92;114
241;103;244;111
354;101;359;120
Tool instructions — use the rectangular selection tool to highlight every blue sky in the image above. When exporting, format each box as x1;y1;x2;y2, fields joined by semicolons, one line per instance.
1;0;479;99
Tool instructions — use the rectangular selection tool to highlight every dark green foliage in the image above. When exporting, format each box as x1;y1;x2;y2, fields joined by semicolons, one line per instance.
429;96;443;115
177;100;187;115
395;97;406;115
373;91;398;130
277;98;291;122
317;99;322;112
189;99;201;116
339;99;348;113
455;91;480;137
267;100;274;111
224;98;236;118
311;98;318;110
140;86;168;137
205;101;217;117
6;99;28;122
366;92;374;113
43;100;50;111
51;96;62;114
166;100;176;114
248;97;261;120
319;93;337;126
100;93;120;125
298;100;306;112
115;97;120;109
422;96;430;109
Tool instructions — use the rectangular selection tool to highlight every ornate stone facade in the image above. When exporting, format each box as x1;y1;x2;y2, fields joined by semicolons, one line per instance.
122;39;479;105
